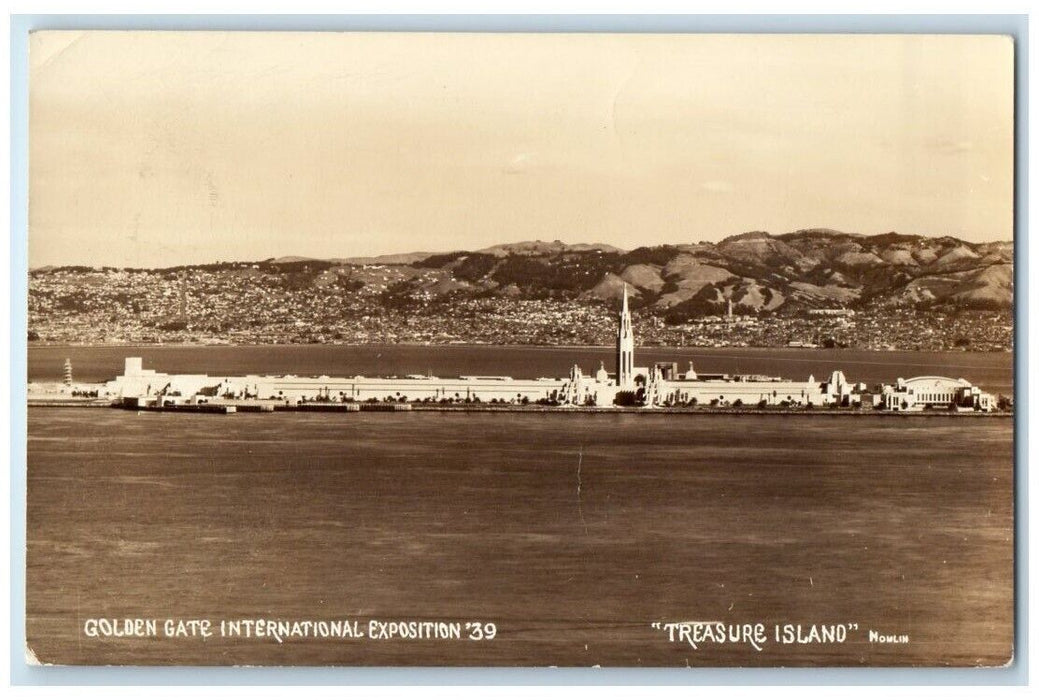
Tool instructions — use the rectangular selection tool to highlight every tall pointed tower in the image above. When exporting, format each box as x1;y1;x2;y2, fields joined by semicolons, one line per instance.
616;285;635;388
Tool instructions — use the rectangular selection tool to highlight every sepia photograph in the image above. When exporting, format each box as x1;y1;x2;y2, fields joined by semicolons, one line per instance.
23;29;1015;668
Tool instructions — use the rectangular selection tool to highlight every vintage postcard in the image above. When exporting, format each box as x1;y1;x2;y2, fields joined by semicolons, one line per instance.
25;31;1014;667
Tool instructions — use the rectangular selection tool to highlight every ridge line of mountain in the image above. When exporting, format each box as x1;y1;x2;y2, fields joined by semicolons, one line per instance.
31;228;1013;313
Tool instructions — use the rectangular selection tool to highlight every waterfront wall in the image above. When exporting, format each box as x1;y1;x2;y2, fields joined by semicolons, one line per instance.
67;357;996;412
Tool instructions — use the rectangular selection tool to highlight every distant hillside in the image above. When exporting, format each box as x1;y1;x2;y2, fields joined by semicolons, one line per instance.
29;232;1014;350
474;240;625;257
316;231;1014;319
268;240;625;267
36;232;1013;322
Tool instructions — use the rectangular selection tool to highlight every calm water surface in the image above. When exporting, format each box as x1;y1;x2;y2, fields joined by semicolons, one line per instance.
26;408;1013;666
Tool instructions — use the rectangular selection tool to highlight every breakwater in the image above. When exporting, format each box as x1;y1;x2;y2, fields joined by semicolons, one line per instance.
26;398;1012;417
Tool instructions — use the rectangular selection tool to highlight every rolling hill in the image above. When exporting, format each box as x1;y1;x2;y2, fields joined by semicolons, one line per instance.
312;231;1014;320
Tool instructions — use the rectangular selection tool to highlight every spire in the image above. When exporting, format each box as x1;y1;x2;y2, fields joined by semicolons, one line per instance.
616;284;635;389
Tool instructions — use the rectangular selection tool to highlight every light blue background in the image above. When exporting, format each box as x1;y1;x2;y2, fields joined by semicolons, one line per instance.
9;13;1029;686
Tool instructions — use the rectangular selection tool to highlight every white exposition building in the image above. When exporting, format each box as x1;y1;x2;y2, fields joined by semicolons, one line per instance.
104;287;996;411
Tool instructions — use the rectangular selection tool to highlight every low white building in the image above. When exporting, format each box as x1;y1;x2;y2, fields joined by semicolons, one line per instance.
880;376;996;412
105;357;570;405
649;366;854;408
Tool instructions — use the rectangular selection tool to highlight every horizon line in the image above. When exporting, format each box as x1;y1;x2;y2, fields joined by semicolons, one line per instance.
27;228;1015;271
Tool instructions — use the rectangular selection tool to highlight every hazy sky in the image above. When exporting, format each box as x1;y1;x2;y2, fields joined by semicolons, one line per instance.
29;31;1014;268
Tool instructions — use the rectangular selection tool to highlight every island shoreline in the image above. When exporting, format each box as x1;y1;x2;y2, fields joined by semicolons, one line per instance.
25;399;1014;418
